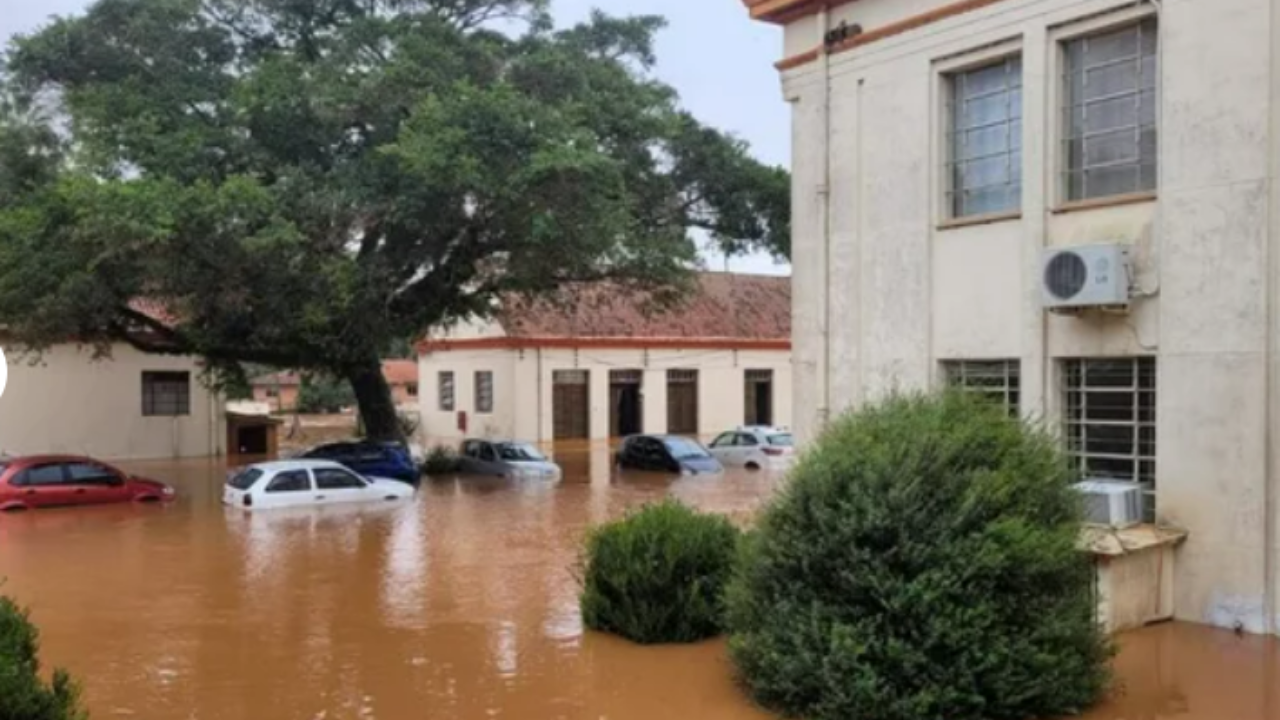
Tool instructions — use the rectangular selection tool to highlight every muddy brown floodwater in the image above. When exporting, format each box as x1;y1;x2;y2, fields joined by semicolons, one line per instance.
1;444;1278;720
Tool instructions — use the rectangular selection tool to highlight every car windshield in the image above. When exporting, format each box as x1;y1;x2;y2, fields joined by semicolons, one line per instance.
227;468;264;491
663;437;709;460
768;434;794;447
497;443;546;461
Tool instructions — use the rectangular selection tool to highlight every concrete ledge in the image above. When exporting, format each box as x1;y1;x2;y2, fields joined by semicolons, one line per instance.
1078;524;1189;557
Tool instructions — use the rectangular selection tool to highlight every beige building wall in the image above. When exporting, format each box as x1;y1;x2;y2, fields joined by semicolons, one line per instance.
418;338;793;443
0;343;224;460
775;0;1280;633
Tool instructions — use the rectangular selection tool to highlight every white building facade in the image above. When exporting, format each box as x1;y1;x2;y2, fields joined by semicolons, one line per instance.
745;0;1280;634
1;343;224;460
417;273;793;443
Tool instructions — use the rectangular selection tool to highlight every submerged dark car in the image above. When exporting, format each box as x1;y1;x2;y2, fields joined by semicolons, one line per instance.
297;441;419;484
615;435;723;476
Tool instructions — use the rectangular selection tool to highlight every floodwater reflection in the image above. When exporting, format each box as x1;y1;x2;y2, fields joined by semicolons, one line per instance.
0;448;1277;719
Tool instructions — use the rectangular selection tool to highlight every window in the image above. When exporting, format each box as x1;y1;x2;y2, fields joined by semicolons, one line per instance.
228;468;264;491
142;371;191;417
313;468;367;490
736;433;760;447
15;465;64;487
475;371;494;414
462;441;481;459
265;470;311;493
710;432;736;449
946;55;1022;217
438;371;455;411
65;463;121;486
744;369;774;426
406;383;419;398
1063;357;1157;518
1062;18;1158;201
942;360;1021;416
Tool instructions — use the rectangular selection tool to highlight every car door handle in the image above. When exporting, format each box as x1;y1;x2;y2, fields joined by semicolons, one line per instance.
75;488;87;494
315;495;326;500
25;489;37;495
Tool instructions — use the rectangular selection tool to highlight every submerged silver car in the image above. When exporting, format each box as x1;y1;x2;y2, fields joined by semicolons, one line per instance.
458;439;562;481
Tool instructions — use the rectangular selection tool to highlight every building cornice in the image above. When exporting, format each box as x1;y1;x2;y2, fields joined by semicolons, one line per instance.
742;0;856;25
417;336;791;354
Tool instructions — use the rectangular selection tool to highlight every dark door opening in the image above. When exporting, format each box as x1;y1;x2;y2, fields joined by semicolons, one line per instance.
610;370;643;438
745;370;774;427
552;370;590;440
235;426;270;455
666;369;699;436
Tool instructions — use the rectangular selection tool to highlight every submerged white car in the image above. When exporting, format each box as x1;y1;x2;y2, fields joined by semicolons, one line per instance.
223;459;416;510
708;426;796;470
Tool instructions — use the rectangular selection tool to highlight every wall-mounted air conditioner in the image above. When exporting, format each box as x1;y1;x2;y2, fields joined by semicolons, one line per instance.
1073;479;1145;528
1041;243;1131;310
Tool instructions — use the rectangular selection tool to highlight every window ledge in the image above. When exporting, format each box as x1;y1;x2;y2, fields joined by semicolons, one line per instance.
1078;523;1188;557
937;211;1022;230
1051;192;1157;215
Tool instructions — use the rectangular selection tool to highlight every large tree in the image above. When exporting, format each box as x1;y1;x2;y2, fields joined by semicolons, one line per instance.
0;0;789;441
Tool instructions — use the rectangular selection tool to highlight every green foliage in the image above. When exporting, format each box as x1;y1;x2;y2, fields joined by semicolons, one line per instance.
727;392;1111;720
0;0;789;440
296;374;356;414
0;595;86;720
422;445;461;476
580;500;741;645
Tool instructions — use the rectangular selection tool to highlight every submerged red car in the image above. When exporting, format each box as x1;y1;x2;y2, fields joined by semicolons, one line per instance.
0;455;175;511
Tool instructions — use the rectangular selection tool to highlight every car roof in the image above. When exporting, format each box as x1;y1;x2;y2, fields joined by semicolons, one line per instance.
243;459;349;473
1;454;107;466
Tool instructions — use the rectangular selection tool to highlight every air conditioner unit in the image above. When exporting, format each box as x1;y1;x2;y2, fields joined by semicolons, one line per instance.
1073;480;1145;528
1041;243;1131;310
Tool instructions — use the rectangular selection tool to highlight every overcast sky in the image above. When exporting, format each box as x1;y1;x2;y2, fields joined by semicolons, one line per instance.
1;0;791;276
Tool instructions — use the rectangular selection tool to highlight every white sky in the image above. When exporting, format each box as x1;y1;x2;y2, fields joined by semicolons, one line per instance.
1;0;792;276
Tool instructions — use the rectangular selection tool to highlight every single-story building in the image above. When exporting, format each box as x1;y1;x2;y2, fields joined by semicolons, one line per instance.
251;360;419;412
0;342;224;460
417;272;792;443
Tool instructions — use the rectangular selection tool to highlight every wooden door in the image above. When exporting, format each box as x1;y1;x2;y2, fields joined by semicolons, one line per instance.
552;370;590;440
666;369;699;436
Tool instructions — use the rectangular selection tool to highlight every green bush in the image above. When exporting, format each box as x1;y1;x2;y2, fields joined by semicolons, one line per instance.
580;500;741;645
727;392;1110;720
0;595;86;720
296;374;356;414
421;445;460;476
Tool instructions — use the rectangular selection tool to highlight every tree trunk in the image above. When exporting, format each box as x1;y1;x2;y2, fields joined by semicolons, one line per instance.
347;360;403;443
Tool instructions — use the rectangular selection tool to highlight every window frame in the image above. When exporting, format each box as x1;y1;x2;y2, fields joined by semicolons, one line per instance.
475;370;494;415
13;464;66;488
943;53;1024;220
940;359;1022;418
1050;6;1159;208
1060;356;1157;519
265;470;313;494
142;371;192;417
312;467;369;490
438;371;456;412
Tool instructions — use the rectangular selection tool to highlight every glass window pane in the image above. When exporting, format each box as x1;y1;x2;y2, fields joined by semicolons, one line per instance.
949;56;1021;218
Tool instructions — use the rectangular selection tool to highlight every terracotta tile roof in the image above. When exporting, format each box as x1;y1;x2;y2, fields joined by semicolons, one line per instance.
252;371;302;387
126;298;180;328
498;272;790;341
381;360;418;386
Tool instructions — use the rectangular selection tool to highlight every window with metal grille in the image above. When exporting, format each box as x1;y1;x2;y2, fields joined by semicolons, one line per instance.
946;55;1022;217
1062;18;1158;201
1062;357;1157;519
941;360;1021;417
438;371;455;411
142;371;191;417
475;371;494;414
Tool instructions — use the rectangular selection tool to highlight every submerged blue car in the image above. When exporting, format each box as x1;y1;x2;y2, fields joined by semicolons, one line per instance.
297;441;419;484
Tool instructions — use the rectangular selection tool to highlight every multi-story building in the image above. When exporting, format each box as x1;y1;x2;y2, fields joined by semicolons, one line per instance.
742;0;1280;634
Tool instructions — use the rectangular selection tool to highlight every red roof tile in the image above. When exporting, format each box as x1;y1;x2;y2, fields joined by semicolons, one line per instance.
381;360;418;386
498;272;790;341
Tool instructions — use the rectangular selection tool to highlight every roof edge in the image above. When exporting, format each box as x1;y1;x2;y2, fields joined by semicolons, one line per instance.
417;336;791;354
744;0;853;24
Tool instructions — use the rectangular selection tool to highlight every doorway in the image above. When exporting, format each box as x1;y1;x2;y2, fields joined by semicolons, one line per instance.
609;370;643;438
552;370;590;440
744;369;774;426
666;369;699;436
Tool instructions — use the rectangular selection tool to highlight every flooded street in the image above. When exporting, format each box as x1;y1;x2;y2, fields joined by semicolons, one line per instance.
1;446;1278;719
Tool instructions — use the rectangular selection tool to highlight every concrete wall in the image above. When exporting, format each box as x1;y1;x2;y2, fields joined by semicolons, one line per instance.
777;0;1280;633
0;343;224;460
418;345;793;444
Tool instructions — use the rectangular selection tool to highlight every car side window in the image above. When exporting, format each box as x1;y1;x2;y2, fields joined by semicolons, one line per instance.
16;464;66;487
265;470;312;493
480;444;497;462
313;468;367;490
644;439;665;460
65;462;123;485
463;441;480;459
737;433;760;447
710;433;735;448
